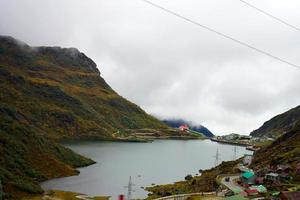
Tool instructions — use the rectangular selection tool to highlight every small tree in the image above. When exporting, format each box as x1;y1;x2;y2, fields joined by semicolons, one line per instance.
185;174;193;181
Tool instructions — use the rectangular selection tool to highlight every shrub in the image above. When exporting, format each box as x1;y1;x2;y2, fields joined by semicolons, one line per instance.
185;174;193;181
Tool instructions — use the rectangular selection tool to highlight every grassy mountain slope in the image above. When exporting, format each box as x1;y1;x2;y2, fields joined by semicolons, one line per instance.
250;105;300;138
251;120;300;174
0;36;167;140
0;104;95;199
0;35;169;199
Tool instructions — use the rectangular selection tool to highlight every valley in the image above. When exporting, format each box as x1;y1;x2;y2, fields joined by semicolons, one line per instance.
0;36;299;200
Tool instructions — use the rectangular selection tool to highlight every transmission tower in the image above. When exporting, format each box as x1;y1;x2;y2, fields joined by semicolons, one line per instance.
233;146;237;160
124;176;135;200
214;149;221;166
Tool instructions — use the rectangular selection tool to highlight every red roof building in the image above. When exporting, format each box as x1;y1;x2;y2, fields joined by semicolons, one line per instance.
179;124;189;131
245;189;258;196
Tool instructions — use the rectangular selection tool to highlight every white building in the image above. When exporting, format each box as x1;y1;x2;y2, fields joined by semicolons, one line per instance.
243;154;253;166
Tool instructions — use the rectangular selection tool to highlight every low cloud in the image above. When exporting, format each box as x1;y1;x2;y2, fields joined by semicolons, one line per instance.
1;0;300;134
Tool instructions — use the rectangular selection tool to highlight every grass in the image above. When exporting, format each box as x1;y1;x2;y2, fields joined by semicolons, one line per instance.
146;159;241;199
186;195;222;200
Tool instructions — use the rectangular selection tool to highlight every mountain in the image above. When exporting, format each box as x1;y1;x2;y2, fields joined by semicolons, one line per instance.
0;36;168;140
0;36;170;199
250;105;300;138
162;119;214;137
250;105;300;181
251;120;300;177
148;111;300;199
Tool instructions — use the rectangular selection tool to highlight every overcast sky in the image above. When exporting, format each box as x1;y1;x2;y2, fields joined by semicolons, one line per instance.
1;0;300;135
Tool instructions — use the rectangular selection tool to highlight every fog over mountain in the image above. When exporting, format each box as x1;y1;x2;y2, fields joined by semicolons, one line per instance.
1;0;300;134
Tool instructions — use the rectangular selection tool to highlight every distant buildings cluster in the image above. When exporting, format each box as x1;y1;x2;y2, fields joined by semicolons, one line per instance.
230;154;300;199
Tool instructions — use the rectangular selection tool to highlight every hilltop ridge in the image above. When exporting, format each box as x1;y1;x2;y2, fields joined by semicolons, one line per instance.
250;105;300;138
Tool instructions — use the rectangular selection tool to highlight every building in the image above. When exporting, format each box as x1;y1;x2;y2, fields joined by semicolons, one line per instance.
243;154;253;166
239;135;251;140
255;177;264;185
250;185;267;193
245;189;259;196
280;191;300;200
277;164;292;174
280;172;291;181
179;124;189;131
265;173;280;181
240;171;256;186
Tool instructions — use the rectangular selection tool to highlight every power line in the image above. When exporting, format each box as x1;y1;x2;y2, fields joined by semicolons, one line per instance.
140;0;300;70
239;0;300;33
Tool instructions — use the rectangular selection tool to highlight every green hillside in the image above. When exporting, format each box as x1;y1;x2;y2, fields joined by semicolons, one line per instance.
251;120;300;174
250;105;300;138
0;107;95;199
0;35;170;199
0;36;167;140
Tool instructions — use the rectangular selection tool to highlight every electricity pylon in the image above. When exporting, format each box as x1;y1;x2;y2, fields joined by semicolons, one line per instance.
214;149;221;166
124;176;135;200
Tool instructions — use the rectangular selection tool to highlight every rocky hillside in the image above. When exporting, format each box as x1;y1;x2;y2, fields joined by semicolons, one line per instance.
162;119;214;137
0;35;170;199
250;105;300;138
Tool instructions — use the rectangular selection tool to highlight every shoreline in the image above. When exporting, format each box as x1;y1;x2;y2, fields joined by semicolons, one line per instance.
210;138;249;147
39;138;245;199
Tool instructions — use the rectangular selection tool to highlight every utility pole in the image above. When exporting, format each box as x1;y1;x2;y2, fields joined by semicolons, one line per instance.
124;176;135;200
214;149;221;167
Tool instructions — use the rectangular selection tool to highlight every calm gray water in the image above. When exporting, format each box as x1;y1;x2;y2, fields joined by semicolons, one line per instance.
41;139;251;199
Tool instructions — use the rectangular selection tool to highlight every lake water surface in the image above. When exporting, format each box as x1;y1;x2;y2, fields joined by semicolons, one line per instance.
41;139;251;199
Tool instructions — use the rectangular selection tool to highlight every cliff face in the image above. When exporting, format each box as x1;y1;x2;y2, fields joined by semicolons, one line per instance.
0;36;168;199
250;105;300;138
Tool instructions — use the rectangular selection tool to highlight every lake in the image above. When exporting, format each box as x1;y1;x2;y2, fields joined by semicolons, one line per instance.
41;139;251;199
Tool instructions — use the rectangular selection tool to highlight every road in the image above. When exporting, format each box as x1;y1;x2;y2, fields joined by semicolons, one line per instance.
153;192;222;200
220;175;246;196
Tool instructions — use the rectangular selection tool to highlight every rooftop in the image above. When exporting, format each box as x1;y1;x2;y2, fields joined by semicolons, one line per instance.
242;171;255;179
